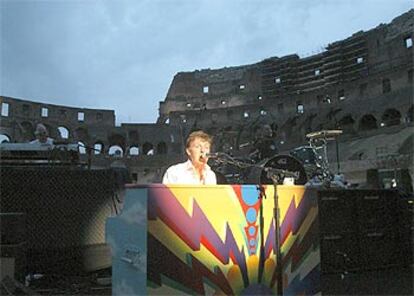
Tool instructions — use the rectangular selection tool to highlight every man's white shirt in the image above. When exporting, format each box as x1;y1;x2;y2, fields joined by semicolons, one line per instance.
162;160;217;185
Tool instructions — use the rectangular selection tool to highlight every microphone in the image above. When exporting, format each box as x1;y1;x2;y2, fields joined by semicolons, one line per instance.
206;152;222;158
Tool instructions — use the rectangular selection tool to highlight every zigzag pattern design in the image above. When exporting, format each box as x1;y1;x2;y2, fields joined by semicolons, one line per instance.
148;186;249;286
280;190;316;245
231;185;261;255
268;189;319;288
264;219;276;258
282;264;320;295
282;217;319;271
232;185;277;261
148;233;234;294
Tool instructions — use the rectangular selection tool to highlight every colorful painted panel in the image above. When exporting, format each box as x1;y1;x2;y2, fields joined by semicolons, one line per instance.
106;185;321;295
278;186;321;295
147;184;278;295
106;187;148;296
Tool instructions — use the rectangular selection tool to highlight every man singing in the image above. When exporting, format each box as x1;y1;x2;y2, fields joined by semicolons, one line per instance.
162;130;217;184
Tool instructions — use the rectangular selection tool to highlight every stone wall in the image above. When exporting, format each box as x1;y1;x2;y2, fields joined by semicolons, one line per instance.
1;9;413;185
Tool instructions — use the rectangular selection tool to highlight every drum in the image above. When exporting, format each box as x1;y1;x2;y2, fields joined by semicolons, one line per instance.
290;146;320;179
245;154;307;185
290;146;317;165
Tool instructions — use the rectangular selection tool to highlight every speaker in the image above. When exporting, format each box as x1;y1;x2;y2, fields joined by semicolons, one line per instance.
320;232;359;273
397;197;414;264
317;189;408;274
0;213;26;245
356;190;399;232
317;190;413;295
321;265;413;295
318;190;356;233
318;190;359;273
358;230;403;269
0;167;122;274
366;169;380;189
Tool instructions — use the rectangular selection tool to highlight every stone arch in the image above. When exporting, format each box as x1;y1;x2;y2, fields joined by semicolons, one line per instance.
338;114;355;125
0;133;11;143
108;133;126;153
157;142;168;154
57;126;70;140
338;114;355;133
129;145;140;156
359;114;378;131
93;141;104;155
142;142;154;155
78;141;87;154
108;145;124;157
381;108;401;126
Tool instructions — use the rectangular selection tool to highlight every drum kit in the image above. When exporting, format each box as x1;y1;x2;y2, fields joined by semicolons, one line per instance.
212;129;343;186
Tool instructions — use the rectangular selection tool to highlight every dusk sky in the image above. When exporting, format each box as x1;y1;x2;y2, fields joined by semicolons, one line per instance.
1;0;413;124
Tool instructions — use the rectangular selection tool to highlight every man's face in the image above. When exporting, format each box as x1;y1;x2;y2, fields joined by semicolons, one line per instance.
262;125;273;138
186;137;211;166
257;124;273;139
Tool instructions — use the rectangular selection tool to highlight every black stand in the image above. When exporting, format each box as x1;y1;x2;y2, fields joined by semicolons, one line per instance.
257;174;283;295
211;153;293;295
78;143;101;169
265;171;283;296
257;185;266;283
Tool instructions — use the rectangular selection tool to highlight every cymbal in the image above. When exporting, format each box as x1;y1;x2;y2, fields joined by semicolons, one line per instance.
306;129;343;140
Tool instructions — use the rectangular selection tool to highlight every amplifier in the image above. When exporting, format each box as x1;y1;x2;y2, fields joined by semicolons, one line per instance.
317;189;409;273
0;143;80;165
0;166;123;274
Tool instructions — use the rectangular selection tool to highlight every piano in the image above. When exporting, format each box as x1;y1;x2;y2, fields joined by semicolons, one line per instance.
0;143;80;166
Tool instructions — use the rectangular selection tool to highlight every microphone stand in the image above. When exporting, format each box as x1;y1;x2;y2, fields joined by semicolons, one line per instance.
257;184;266;284
266;171;283;296
77;143;101;169
211;152;289;295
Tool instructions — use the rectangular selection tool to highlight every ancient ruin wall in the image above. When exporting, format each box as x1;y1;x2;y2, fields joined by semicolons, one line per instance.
159;9;413;152
1;9;413;184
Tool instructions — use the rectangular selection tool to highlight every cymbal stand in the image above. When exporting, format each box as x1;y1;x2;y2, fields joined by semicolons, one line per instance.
308;137;331;183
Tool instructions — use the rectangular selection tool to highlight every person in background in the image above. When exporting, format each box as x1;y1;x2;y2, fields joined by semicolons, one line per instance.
30;123;54;145
162;130;217;184
250;124;278;161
